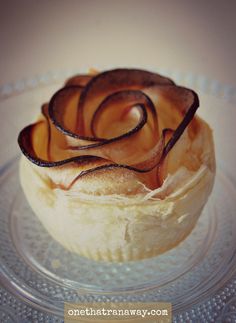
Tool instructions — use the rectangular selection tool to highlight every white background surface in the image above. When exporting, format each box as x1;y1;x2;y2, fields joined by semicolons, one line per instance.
1;0;236;86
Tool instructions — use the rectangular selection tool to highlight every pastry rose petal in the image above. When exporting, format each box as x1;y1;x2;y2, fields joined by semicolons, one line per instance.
18;68;215;261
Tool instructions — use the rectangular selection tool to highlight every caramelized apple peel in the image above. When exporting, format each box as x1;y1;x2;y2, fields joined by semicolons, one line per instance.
18;68;200;190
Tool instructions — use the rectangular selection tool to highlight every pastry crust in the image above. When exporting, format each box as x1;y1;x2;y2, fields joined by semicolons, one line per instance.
18;68;215;261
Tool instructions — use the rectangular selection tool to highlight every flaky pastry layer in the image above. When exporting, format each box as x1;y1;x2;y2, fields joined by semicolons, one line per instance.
20;117;215;261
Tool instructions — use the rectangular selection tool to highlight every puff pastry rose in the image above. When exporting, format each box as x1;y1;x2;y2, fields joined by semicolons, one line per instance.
18;68;215;261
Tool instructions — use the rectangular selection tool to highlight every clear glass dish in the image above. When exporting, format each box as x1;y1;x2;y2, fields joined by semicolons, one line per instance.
0;70;235;322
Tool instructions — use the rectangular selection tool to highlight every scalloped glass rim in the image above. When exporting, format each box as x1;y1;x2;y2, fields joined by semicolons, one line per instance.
0;69;235;322
0;67;235;104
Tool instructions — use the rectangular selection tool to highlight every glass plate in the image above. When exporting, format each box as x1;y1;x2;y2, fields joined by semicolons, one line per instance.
0;70;236;322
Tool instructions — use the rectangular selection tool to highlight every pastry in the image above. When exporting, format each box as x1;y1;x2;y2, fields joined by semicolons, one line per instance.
18;68;215;261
